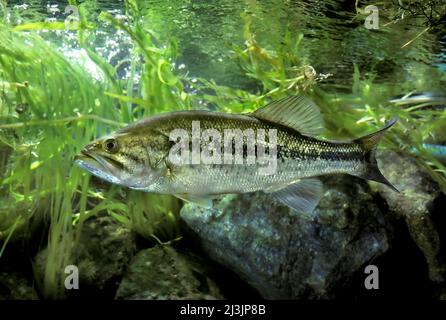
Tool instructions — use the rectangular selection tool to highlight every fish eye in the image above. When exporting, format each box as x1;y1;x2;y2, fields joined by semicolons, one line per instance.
104;138;119;153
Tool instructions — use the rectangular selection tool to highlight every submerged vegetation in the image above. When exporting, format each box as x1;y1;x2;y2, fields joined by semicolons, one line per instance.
0;0;445;299
0;0;187;298
391;0;446;27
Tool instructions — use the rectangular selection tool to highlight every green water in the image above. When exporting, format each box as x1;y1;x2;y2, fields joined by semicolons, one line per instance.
0;0;446;300
6;0;446;89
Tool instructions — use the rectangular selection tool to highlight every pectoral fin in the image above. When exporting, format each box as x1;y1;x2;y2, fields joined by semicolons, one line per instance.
268;178;323;214
174;194;214;209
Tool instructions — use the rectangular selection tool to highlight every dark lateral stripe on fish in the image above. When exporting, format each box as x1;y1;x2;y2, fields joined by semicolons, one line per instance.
275;139;364;162
169;130;365;162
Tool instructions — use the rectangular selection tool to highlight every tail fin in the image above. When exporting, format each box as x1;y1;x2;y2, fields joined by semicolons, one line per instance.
353;118;399;192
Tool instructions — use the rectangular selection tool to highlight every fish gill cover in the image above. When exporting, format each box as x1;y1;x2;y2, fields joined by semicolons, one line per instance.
0;0;445;302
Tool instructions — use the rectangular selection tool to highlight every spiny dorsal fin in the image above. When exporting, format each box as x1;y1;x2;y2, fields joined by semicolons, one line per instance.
251;95;324;136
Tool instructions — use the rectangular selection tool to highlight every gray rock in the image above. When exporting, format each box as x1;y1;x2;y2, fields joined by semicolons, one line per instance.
34;215;136;298
76;216;136;290
72;216;137;292
115;245;223;300
180;176;390;299
0;271;38;300
377;149;446;282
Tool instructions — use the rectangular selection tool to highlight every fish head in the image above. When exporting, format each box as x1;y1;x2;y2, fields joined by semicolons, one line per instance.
75;133;160;189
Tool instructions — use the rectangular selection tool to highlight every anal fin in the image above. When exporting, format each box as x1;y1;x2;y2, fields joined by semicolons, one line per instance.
269;178;323;214
174;194;214;209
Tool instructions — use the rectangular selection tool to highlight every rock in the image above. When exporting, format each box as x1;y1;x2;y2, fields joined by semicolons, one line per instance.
437;287;446;300
72;216;137;295
0;271;38;300
34;215;136;298
180;176;390;299
115;245;223;300
377;149;446;283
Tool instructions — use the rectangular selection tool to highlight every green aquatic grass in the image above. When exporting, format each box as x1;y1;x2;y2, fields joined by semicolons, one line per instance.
0;26;101;298
0;0;185;298
0;25;129;298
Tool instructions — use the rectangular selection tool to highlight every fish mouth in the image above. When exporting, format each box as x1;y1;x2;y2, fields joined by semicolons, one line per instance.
83;150;123;170
74;149;124;184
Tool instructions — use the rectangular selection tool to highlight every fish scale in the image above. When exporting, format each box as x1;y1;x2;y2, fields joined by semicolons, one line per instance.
148;117;367;195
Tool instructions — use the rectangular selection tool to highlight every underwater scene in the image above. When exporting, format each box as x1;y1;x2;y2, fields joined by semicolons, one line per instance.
0;0;446;303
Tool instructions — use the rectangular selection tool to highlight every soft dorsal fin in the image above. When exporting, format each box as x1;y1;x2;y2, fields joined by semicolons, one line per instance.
251;94;324;136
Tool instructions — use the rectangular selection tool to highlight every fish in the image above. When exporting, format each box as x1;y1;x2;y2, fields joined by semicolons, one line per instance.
389;92;446;110
411;143;446;164
75;95;398;214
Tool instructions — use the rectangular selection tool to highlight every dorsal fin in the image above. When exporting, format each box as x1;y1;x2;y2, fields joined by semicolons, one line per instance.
251;94;324;136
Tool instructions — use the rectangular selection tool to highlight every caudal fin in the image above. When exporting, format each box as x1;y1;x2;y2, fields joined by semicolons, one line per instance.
353;118;399;192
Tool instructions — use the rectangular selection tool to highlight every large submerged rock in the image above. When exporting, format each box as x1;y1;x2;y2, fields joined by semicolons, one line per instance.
377;149;446;283
180;176;391;299
34;215;136;298
115;245;223;299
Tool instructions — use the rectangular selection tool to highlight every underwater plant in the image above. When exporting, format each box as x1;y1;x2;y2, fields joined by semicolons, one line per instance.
0;0;186;298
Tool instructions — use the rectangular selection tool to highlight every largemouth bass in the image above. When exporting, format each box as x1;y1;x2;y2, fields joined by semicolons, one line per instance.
75;95;398;213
